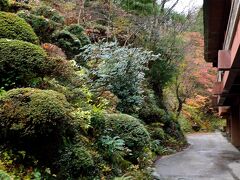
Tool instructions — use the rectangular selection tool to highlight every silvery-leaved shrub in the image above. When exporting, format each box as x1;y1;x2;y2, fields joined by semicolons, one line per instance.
78;42;159;113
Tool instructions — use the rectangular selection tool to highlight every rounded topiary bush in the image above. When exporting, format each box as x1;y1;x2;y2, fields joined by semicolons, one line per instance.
58;145;94;178
0;39;56;89
0;11;39;44
65;24;84;34
147;124;165;140
18;10;61;43
64;24;91;46
52;30;82;59
0;88;73;161
139;104;165;124
0;0;9;11
105;114;150;154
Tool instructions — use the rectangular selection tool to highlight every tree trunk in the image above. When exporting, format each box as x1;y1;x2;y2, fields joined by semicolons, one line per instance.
160;0;167;13
176;98;183;117
77;0;85;24
175;82;186;117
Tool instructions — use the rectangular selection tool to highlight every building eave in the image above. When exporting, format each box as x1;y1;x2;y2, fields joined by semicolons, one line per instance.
203;0;231;66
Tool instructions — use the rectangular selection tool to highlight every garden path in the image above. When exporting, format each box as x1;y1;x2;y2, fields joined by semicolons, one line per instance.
154;132;240;180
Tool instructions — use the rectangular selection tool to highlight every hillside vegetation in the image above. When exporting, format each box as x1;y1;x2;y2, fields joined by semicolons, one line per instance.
0;0;223;179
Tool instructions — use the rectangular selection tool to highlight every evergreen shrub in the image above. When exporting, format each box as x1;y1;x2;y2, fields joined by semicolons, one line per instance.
0;11;39;44
105;114;150;156
32;5;64;24
0;39;50;89
0;88;72;160
18;10;61;43
65;24;91;46
52;30;82;59
58;145;94;178
9;2;31;12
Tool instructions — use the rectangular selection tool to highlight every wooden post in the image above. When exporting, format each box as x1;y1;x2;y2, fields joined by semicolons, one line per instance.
226;116;231;136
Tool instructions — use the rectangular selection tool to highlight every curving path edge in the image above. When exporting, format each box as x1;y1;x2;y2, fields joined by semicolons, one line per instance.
154;132;240;180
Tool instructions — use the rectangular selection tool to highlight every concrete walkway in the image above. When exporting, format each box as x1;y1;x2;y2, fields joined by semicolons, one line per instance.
154;132;240;180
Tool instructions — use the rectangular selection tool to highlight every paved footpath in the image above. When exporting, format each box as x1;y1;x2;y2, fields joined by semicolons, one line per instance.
154;132;240;180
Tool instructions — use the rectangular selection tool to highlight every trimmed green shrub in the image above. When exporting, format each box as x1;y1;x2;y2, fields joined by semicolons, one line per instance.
9;2;31;12
0;39;52;89
18;10;61;43
65;24;91;46
147;125;165;140
52;30;82;59
0;88;73;161
58;145;94;178
139;103;165;124
105;114;150;155
32;5;64;24
52;25;91;59
0;11;39;44
0;0;9;11
66;24;84;34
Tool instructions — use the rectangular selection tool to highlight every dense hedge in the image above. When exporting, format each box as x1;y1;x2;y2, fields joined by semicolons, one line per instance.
0;39;50;89
0;88;73;161
0;11;39;44
105;114;150;155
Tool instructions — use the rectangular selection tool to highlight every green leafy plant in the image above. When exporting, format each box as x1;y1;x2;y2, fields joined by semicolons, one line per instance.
114;175;133;180
100;136;125;154
71;108;92;133
0;88;5;96
148;34;185;106
0;170;12;180
116;0;156;15
150;140;169;155
32;170;41;180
